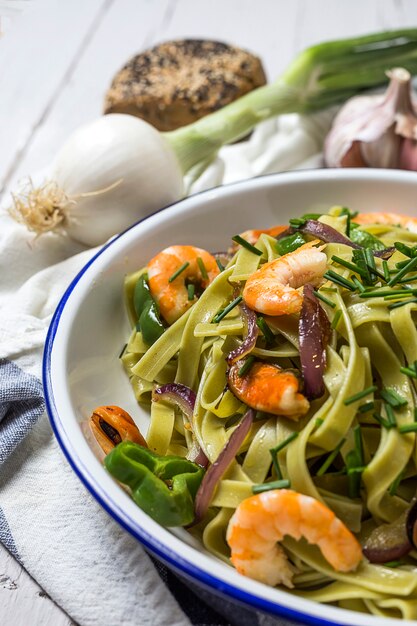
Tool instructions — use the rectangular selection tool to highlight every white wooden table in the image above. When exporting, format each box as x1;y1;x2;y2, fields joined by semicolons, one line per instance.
0;0;415;623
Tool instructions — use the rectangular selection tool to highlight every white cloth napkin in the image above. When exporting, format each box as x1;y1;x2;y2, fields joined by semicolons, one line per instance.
0;108;336;626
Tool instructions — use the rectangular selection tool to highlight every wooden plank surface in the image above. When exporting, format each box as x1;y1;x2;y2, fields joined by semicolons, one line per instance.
0;0;414;624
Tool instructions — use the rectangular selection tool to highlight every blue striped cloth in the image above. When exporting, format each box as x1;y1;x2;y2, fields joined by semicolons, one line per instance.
0;357;292;626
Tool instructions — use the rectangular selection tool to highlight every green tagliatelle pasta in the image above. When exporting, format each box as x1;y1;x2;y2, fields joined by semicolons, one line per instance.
119;208;417;619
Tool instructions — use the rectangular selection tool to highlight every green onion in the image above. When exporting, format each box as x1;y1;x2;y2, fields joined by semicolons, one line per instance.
372;413;392;429
388;298;417;310
354;424;364;465
352;276;366;293
396;259;410;269
168;261;190;283
316;438;346;476
212;295;243;323
187;284;195;301
256;317;275;343
382;260;390;283
359;288;414;298
252;479;291;494
331;309;342;330
324;270;357;291
346;449;362;498
289;218;306;228
238;356;255;377
394;242;417;258
197;256;209;280
397;274;417;284
270;432;299;479
365;248;384;281
380;388;408;408
314;290;336;308
331;255;367;278
216;258;225;272
384;561;405;568
344;385;377;406
401;365;417;378
384;403;397;427
399;423;417;434
389;470;406;496
231;235;263;256
388;257;417;287
358;401;374;413
167;30;417;174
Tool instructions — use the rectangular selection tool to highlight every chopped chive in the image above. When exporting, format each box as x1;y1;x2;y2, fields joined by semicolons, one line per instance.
269;432;299;479
384;292;417;301
315;418;324;427
212;295;243;323
331;255;367;278
384;560;405;568
372;412;392;429
380;388;408;408
257;317;276;343
399;423;417;434
384;403;397;427
316;438;346;476
324;270;357;291
252;479;291;494
389;469;406;496
197;256;209;280
346;449;362;498
238;356;255;377
352;276;366;293
388;256;417;287
394;242;417;258
354;424;364;465
396;259;411;269
289;218;306;228
216;258;225;272
358;401;374;413
359;288;414;298
168;261;190;283
314;290;336;308
365;248;384;280
406;364;417;378
382;260;391;283
352;248;373;285
232;235;263;256
398;274;417;284
331;309;342;330
347;465;367;475
118;343;127;359
388;298;417;310
344;385;378;406
187;284;195;301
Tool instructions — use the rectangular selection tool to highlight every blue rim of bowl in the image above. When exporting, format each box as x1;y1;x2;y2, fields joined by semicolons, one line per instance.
43;169;408;626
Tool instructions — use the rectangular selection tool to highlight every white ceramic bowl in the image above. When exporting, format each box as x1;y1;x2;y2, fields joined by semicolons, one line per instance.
44;169;417;626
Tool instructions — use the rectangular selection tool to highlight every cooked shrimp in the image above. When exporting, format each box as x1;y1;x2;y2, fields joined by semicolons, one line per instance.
147;245;219;324
243;241;327;316
228;361;309;419
230;225;288;251
90;405;147;455
227;489;362;588
355;212;417;234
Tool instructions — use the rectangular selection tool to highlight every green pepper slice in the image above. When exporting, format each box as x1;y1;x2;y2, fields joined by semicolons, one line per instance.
133;274;165;345
105;441;204;526
276;232;306;256
350;223;385;251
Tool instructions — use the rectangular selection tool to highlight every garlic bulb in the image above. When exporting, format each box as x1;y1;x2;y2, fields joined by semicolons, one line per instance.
324;67;417;170
11;114;184;246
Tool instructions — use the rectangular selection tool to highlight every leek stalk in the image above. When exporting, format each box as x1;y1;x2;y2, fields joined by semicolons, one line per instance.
166;29;417;173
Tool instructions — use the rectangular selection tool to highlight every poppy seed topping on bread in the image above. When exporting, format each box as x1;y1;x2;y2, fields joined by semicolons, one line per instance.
104;39;266;131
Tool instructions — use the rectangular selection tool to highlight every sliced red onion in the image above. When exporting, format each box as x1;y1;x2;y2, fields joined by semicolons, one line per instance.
227;301;259;365
406;499;417;549
299;284;331;400
153;383;209;468
373;247;396;259
153;383;196;420
193;408;255;524
300;219;362;249
363;510;412;563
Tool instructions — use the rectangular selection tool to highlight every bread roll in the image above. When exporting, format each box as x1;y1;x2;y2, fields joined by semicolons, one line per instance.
104;39;266;131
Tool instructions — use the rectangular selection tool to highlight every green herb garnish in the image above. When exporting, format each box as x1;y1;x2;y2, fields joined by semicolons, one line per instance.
316;438;346;476
232;235;263;256
213;295;243;323
252;479;291;494
168;261;190;283
344;385;377;406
